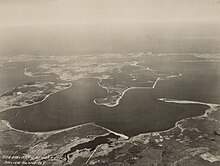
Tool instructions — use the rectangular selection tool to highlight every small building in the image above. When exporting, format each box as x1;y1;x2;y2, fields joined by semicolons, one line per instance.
16;92;22;95
13;91;22;95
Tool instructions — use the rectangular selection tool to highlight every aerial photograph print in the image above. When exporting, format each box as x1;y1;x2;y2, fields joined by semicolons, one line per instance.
0;0;219;165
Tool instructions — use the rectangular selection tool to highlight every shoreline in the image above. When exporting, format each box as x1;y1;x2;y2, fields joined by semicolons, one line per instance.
2;121;94;136
158;98;218;108
24;67;51;77
93;71;182;108
1;98;218;145
93;77;161;107
133;98;219;139
92;124;129;140
3;98;218;142
23;63;182;108
3;120;129;140
0;82;72;114
2;62;217;144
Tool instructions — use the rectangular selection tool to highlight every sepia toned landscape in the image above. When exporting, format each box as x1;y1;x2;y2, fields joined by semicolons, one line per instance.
0;0;220;166
0;54;219;166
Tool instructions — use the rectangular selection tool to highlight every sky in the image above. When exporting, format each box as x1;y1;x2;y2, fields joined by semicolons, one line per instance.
0;0;220;55
0;0;219;25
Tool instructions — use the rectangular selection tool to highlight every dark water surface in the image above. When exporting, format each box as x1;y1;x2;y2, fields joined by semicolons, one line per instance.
0;59;219;137
63;133;119;160
0;61;58;94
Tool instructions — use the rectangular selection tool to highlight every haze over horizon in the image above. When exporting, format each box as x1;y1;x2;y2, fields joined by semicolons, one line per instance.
0;0;220;55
